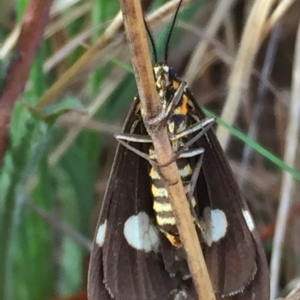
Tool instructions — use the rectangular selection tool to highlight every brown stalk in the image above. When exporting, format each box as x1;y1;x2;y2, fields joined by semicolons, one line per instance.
118;0;216;299
216;0;275;149
0;0;53;165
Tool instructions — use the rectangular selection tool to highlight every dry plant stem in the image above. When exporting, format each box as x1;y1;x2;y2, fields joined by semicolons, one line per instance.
264;0;296;37
26;200;92;251
118;0;215;299
270;19;300;300
46;2;92;37
44;24;102;72
0;0;53;166
216;0;275;149
238;24;280;190
184;0;235;85
283;282;300;300
0;26;21;59
58;114;121;136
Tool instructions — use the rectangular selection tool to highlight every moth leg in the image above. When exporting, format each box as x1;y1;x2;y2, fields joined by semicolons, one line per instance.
115;129;207;166
157;117;215;168
169;117;215;163
115;134;167;168
187;149;204;200
115;138;150;161
170;117;215;142
181;149;208;236
178;148;204;159
115;133;152;143
146;81;187;126
116;116;213;165
165;80;187;118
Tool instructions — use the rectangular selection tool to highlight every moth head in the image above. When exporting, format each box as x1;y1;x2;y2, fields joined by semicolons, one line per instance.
153;63;174;93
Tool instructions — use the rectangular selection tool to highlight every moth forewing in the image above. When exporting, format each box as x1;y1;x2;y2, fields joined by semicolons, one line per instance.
186;88;269;298
88;100;186;300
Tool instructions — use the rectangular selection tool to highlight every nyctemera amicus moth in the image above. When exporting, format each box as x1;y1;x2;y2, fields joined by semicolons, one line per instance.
88;1;270;299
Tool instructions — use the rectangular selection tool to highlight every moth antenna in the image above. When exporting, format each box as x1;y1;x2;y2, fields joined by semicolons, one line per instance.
164;0;184;62
144;18;158;63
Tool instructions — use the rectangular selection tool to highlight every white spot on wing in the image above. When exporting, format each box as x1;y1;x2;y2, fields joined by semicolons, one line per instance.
210;209;228;243
202;207;228;246
243;209;255;231
124;212;159;252
96;220;107;247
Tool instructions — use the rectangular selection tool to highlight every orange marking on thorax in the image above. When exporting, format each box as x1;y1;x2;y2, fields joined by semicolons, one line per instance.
179;95;188;116
172;80;188;116
172;80;180;89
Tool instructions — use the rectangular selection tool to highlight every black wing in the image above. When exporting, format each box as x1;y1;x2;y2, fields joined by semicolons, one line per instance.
186;88;269;300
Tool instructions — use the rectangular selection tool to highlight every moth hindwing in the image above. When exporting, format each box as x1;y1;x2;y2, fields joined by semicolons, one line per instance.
88;1;269;299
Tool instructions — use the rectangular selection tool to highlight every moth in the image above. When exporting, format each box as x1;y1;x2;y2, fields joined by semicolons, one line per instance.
88;1;270;299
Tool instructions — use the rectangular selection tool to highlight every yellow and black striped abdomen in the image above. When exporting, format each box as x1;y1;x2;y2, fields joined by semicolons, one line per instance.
150;158;196;247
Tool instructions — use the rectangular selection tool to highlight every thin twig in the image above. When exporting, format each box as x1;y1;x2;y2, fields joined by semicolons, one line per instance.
270;19;300;300
216;0;275;149
57;112;122;135
264;0;296;38
283;280;300;300
118;0;215;299
238;24;281;190
184;0;235;85
26;200;92;251
0;0;53;165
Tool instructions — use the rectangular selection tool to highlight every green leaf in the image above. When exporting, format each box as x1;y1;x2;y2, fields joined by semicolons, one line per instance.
204;108;300;180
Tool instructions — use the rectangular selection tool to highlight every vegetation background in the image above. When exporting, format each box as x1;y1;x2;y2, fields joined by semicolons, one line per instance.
0;0;299;299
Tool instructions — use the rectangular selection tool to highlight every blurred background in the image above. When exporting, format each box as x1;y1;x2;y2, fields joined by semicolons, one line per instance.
0;0;299;299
